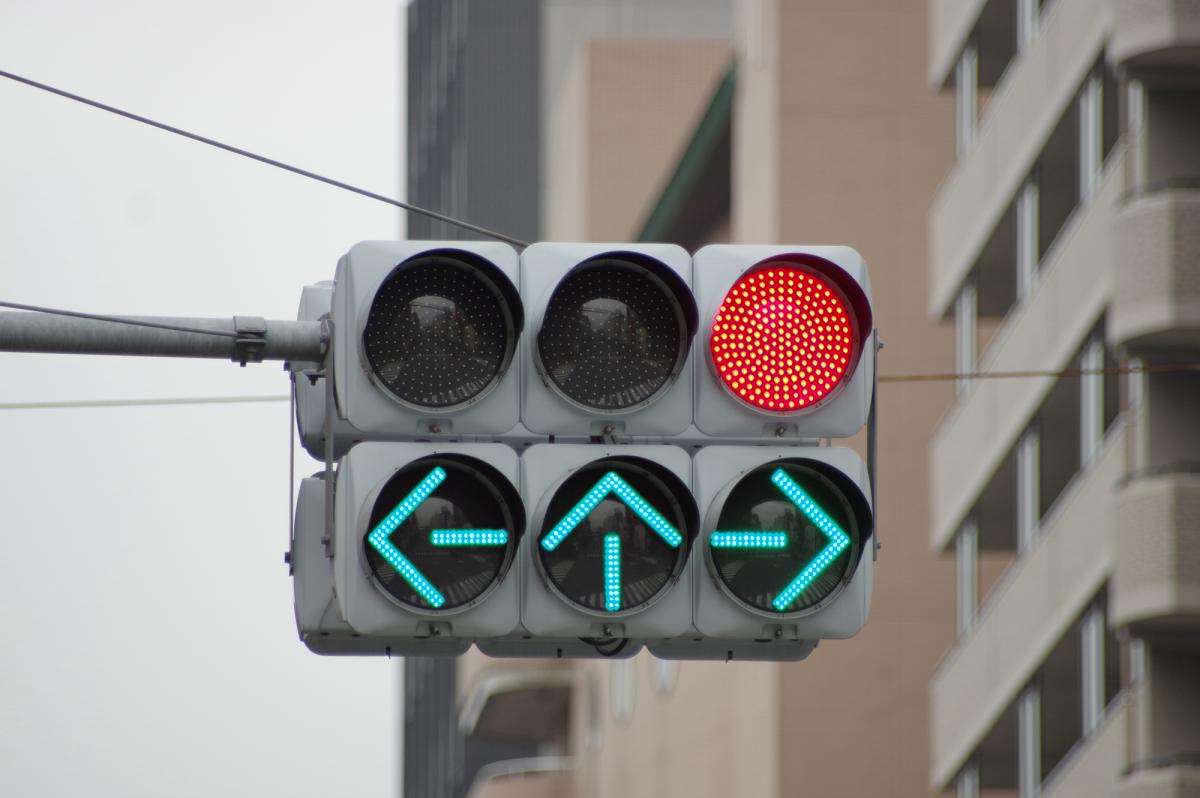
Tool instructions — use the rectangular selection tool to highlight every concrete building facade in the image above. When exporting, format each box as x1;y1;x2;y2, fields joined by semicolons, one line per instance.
926;0;1200;796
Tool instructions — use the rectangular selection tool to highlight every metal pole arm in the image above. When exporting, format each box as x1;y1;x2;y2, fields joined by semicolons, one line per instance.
0;311;327;364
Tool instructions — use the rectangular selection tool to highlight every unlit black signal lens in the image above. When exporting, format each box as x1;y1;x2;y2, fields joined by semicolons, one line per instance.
363;251;522;409
535;255;696;411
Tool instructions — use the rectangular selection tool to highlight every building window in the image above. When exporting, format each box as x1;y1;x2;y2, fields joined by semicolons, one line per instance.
955;279;978;394
956;43;979;158
956;517;979;637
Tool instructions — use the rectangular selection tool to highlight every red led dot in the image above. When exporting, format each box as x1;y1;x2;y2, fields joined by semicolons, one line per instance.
709;264;858;412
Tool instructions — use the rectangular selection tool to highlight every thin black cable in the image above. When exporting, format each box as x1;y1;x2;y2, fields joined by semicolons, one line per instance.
879;363;1200;384
0;67;529;248
0;299;239;338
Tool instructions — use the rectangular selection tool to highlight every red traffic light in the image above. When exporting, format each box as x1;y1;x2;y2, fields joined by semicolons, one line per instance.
709;257;869;413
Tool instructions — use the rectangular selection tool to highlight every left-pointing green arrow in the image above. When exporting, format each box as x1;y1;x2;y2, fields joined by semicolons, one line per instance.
367;467;511;609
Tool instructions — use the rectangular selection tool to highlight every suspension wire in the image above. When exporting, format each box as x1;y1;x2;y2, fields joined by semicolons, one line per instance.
878;363;1200;384
0;299;240;338
0;67;529;248
0;394;288;411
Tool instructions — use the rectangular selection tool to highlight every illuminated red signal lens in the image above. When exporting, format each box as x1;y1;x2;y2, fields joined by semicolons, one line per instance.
710;265;858;412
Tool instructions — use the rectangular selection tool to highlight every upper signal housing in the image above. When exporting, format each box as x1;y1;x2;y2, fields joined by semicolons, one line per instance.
693;245;874;439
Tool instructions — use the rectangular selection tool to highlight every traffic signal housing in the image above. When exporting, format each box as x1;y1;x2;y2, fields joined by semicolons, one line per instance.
520;243;697;437
290;241;878;662
332;241;524;438
329;442;525;647
693;245;874;438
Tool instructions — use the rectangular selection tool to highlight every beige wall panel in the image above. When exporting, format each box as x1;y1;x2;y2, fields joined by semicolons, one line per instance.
568;655;779;798
545;38;731;241
766;3;957;798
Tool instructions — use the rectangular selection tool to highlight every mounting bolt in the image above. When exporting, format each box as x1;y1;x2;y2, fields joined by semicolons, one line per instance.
775;425;787;437
602;624;613;637
429;423;442;434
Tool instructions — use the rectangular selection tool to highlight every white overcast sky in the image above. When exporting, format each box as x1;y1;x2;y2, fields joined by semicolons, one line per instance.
0;2;405;795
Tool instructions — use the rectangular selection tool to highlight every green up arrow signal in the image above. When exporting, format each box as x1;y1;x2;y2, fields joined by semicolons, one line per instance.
366;466;509;609
710;468;851;612
540;471;682;612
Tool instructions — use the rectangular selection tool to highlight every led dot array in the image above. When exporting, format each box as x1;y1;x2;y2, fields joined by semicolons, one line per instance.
366;466;448;608
603;534;622;612
709;265;856;412
537;263;686;410
363;257;512;408
769;469;851;611
710;531;788;549
429;529;509;547
541;471;683;551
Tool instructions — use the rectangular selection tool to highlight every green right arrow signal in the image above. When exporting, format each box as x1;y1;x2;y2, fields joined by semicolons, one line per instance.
710;468;851;612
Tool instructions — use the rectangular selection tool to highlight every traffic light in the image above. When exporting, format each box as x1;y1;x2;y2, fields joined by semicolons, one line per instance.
290;241;877;662
692;245;874;438
652;245;877;660
332;241;524;437
328;442;525;648
519;243;697;437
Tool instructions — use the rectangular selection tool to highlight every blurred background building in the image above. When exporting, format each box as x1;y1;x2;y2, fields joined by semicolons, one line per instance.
927;0;1200;796
404;1;1200;796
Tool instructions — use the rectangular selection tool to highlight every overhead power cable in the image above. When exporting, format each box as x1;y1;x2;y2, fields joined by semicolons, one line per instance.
0;67;529;248
878;363;1200;384
0;395;289;411
0;299;239;338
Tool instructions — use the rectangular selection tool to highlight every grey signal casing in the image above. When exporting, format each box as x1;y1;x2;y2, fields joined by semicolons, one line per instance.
516;444;695;640
291;474;468;656
519;242;694;437
332;442;522;643
649;446;873;662
292;282;362;461
692;245;875;438
333;240;522;438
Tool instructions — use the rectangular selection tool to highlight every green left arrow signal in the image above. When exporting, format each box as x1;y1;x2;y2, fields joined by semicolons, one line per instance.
366;466;509;609
710;468;851;612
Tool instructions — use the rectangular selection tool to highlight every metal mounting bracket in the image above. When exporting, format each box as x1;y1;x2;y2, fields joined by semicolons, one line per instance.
232;315;268;366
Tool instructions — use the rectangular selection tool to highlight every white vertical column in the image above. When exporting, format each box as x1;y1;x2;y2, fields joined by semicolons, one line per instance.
956;42;979;158
1018;683;1042;798
1079;73;1103;203
956;278;978;394
1128;81;1146;190
1016;176;1040;301
1080;337;1104;466
1081;602;1107;735
1017;427;1041;553
957;759;980;798
956;517;979;636
1017;0;1040;53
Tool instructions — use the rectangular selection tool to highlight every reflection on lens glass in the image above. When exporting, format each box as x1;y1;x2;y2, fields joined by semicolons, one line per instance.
538;458;693;614
363;253;517;408
364;457;520;611
536;258;689;410
708;461;862;614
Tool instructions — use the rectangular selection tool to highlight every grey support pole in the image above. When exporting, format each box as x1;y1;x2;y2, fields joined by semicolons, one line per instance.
0;311;327;365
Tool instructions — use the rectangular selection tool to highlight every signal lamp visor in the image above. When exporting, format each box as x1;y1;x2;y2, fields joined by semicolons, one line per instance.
363;455;523;612
362;250;523;410
536;254;697;412
706;460;869;616
710;258;865;413
535;457;696;616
